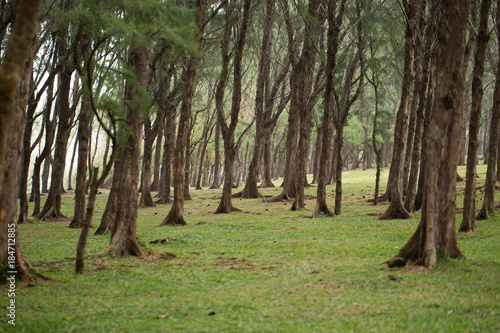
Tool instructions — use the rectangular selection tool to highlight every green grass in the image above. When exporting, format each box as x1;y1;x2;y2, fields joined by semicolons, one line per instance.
1;165;499;332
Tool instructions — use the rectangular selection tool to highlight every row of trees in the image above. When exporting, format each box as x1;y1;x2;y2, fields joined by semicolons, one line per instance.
1;0;499;281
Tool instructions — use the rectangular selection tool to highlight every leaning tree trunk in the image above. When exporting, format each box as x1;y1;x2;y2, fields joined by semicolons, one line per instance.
459;0;491;233
0;0;44;282
475;2;499;222
95;178;118;235
107;43;151;257
379;0;421;220
69;28;93;229
209;123;221;189
386;0;469;269
37;63;74;220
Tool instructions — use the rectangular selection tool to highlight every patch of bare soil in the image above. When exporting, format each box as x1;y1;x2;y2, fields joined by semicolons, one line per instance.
215;257;257;270
277;227;298;232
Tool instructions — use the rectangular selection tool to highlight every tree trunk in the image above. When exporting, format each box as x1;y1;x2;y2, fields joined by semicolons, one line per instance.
37;61;75;220
209;123;221;189
139;116;157;207
214;0;251;213
69;28;92;229
260;134;275;187
311;125;322;184
156;96;177;204
163;0;206;222
0;0;44;282
183;124;192;200
150;116;163;192
475;1;499;222
459;0;491;233
387;0;469;269
107;43;151;257
95;181;117;235
379;0;421;220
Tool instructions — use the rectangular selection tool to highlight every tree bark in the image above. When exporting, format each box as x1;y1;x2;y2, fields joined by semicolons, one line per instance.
150;115;163;192
0;0;44;282
107;43;151;257
475;2;499;221
162;0;206;223
379;0;421;220
459;0;491;232
156;92;177;204
209;123;221;189
37;50;75;220
214;0;251;213
387;0;469;269
139;115;158;207
69;28;92;228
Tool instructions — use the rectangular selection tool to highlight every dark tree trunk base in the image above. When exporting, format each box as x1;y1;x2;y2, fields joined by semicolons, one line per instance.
106;239;143;258
267;191;292;203
260;179;275;188
37;206;68;221
475;207;489;221
161;206;187;226
232;188;263;199
378;199;411;220
214;205;242;214
313;203;334;218
155;197;171;205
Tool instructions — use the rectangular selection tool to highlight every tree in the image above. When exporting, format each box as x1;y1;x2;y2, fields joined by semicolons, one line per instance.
459;0;492;232
0;0;45;282
37;0;78;221
235;0;290;199
315;0;345;217
214;0;252;214
386;0;470;269
107;40;151;256
162;0;206;224
475;2;500;222
379;0;421;220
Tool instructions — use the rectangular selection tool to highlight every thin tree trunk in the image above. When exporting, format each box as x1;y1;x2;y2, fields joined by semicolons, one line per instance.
460;0;491;233
379;0;421;220
210;123;221;189
69;27;92;228
474;1;499;222
214;0;251;213
139;116;157;207
150;116;163;191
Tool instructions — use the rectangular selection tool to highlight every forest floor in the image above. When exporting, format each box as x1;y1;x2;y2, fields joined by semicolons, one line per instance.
1;164;500;332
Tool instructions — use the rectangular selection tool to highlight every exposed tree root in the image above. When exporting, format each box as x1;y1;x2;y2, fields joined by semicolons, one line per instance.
36;206;68;221
313;204;334;218
475;206;489;221
378;199;411;220
267;191;292;203
161;208;187;226
232;189;263;199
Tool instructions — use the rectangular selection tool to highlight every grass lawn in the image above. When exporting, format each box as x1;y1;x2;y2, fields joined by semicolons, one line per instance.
1;165;499;332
